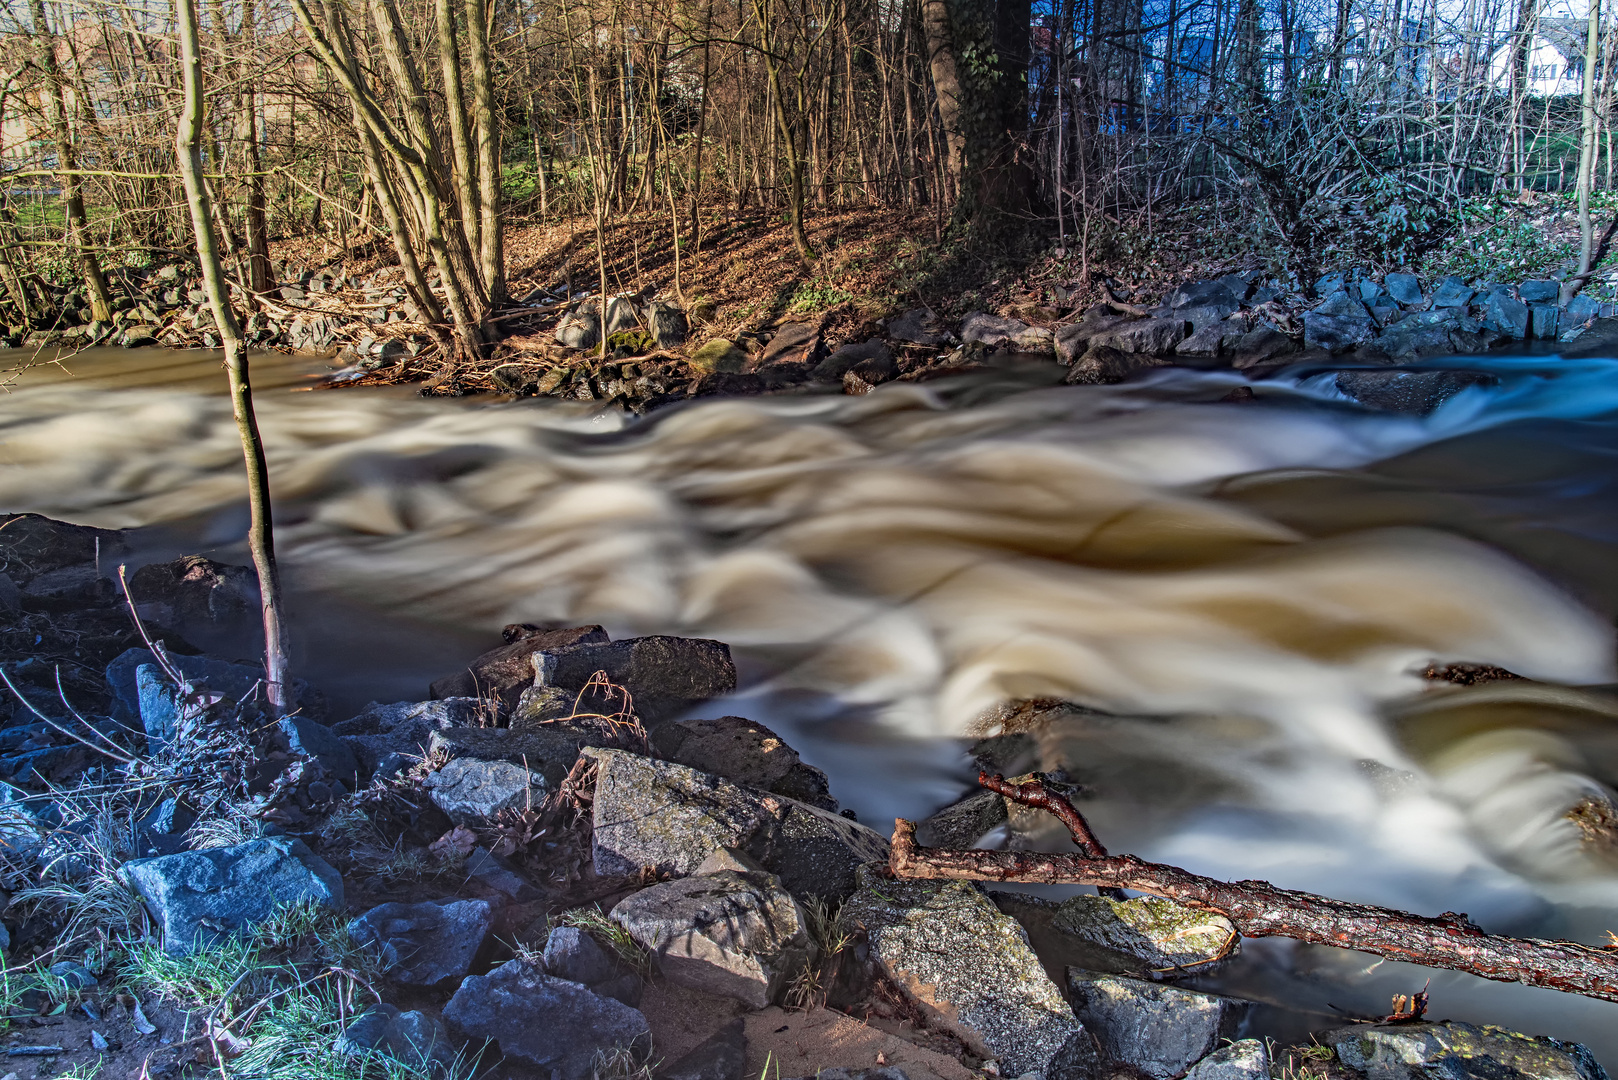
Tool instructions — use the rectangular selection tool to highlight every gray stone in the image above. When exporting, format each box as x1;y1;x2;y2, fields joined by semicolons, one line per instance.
1184;1039;1270;1080
1565;295;1603;326
1052;894;1237;971
544;925;621;985
510;684;578;730
961;312;1031;348
126;556;258;648
1304;293;1375;352
786;1072;910;1080
466;845;543;901
1371;309;1462;359
556;303;600;350
336;1005;455;1077
1335;369;1497;416
664;1018;746;1080
884;308;953;346
428;625;610;707
1166;281;1240;319
759;323;820;366
1067;971;1251;1080
428;725;596;788
648;301;688;348
1089;317;1190;354
1385;273;1424;306
814;339;893;382
134;798;195;859
1483;292;1530;338
424;757;545;824
1520;279;1560;303
333;697;482;778
347;899;492;988
1229;327;1296;369
1065;345;1168;385
915;789;1007;849
1432;277;1475;308
840;875;1095;1080
1174;322;1241;359
276;716;358;788
1328;1022;1609;1080
611;868;809;1008
441;961;651;1080
121;837;344;955
106;648;315;728
1054;315;1135;365
1530;303;1561;340
604;295;641;335
1315;272;1346;296
650;715;835;812
586;748;887;901
531;635;736;726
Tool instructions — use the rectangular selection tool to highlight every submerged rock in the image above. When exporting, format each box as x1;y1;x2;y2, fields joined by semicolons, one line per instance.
611;867;809;1008
1065;345;1167;385
839;874;1096;1080
1067;970;1252;1080
122;837;344;955
1328;1022;1609;1080
442;961;651;1080
1051;894;1238;972
1334;369;1496;416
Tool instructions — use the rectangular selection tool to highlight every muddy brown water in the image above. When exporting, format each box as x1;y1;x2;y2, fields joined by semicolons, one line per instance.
4;345;1618;1056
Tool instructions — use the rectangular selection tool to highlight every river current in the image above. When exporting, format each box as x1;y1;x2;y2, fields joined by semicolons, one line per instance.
4;346;1618;1053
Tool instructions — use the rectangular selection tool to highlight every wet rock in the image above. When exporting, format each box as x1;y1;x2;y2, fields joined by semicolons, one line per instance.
348;898;492;988
649;300;689;348
1228;327;1296;369
274;716;358;789
1051;894;1238;971
689;339;750;374
961;312;1031;349
336;1005;454;1077
664;1018;746;1080
556;303;601;350
814;339;893;382
333;697;482;779
1483;292;1530;339
531;634;736;726
428;725;599;788
1520;279;1560;304
543;926;641;1005
1384;273;1424;306
760;323;821;366
424;757;545;824
1089;317;1189;354
121;837;344;955
884;308;953;346
442;960;651;1080
844;354;900;394
840;875;1096;1080
1175;322;1242;360
126;556;257;647
915;789;1006;849
427;625;608;709
1185;1040;1270;1080
1067;971;1251;1080
586;748;887;901
1530;303;1560;340
1328;1022;1608;1080
1304;293;1376;352
1054;311;1135;365
651;716;835;811
611;867;809;1008
1334;369;1496;416
1166;281;1242;328
1064;345;1167;385
1431;277;1475;309
1369;309;1466;360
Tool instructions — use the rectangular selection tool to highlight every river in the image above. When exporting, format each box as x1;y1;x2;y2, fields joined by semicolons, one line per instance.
4;344;1618;1055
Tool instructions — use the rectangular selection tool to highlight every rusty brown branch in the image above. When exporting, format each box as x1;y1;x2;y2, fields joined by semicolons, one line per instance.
890;778;1618;1005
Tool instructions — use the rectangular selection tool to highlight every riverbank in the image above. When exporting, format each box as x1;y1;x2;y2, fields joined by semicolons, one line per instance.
0;509;1611;1080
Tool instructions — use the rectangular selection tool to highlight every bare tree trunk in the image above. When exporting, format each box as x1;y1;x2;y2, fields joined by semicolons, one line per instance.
1567;0;1603;304
920;0;966;197
466;0;505;300
175;0;289;710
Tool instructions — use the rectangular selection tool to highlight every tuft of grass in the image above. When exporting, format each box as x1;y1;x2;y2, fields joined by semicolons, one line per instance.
553;906;653;979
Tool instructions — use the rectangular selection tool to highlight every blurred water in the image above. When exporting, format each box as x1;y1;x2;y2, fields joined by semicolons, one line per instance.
4;349;1618;1052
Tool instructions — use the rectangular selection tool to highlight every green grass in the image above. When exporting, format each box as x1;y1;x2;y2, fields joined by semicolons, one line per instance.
552;905;653;978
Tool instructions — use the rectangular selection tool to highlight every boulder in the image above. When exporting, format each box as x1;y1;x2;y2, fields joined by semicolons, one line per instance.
556;303;600;350
274;716;358;789
1483;292;1530;339
121;837;344;955
530;635;736;726
1431;277;1475;308
1067;971;1251;1080
586;748;887;901
1228;327;1296;369
1303;293;1376;352
611;867;809;1008
1166;280;1241;314
689;339;750;375
1174;322;1242;360
428;725;601;788
649;716;836;811
839;875;1096;1080
1315;271;1347;296
649;300;689;348
664;1018;746;1080
1054;312;1136;365
1384;273;1424;306
1064;345;1167;385
133;797;195;859
543;926;642;1005
442;961;651;1079
347;899;493;988
884;308;953;346
466;845;543;901
1530;303;1560;340
1088;317;1190;354
1051;894;1237;972
1185;1040;1270;1080
510;684;579;730
106;648;318;727
914;789;1006;849
814;340;893;382
1369;309;1465;360
336;1005;455;1077
844;355;899;394
424;757;544;824
1328;1022;1608;1080
125;556;257;646
1334;369;1496;416
604;295;641;336
332;697;483;779
428;625;610;708
759;323;821;367
1519;279;1560;303
961;313;1031;349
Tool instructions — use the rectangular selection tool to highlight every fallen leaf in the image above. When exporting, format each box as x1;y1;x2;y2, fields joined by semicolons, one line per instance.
131;1001;157;1035
90;1030;108;1051
429;825;477;860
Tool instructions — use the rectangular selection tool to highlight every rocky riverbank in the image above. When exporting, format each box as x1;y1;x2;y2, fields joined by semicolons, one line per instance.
0;511;1609;1080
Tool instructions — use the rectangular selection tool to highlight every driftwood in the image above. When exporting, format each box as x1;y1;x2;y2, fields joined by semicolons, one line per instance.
889;772;1618;1004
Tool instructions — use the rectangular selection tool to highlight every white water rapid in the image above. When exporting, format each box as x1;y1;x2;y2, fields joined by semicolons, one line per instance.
4;348;1618;1052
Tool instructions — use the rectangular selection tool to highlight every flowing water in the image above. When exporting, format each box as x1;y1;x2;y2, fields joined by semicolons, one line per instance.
5;345;1618;1053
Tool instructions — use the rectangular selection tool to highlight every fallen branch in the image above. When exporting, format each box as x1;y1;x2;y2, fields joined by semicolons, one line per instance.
890;772;1618;1004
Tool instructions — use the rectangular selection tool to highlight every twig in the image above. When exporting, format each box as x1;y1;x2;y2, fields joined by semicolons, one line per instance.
890;776;1618;1005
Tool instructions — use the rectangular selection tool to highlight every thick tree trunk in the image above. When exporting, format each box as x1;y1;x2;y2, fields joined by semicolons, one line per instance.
920;0;966;197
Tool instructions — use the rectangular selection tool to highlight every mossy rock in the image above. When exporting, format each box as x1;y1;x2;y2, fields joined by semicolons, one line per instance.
688;338;749;375
604;329;655;357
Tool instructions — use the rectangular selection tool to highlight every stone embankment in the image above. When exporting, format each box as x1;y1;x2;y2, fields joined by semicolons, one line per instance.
0;511;1608;1080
